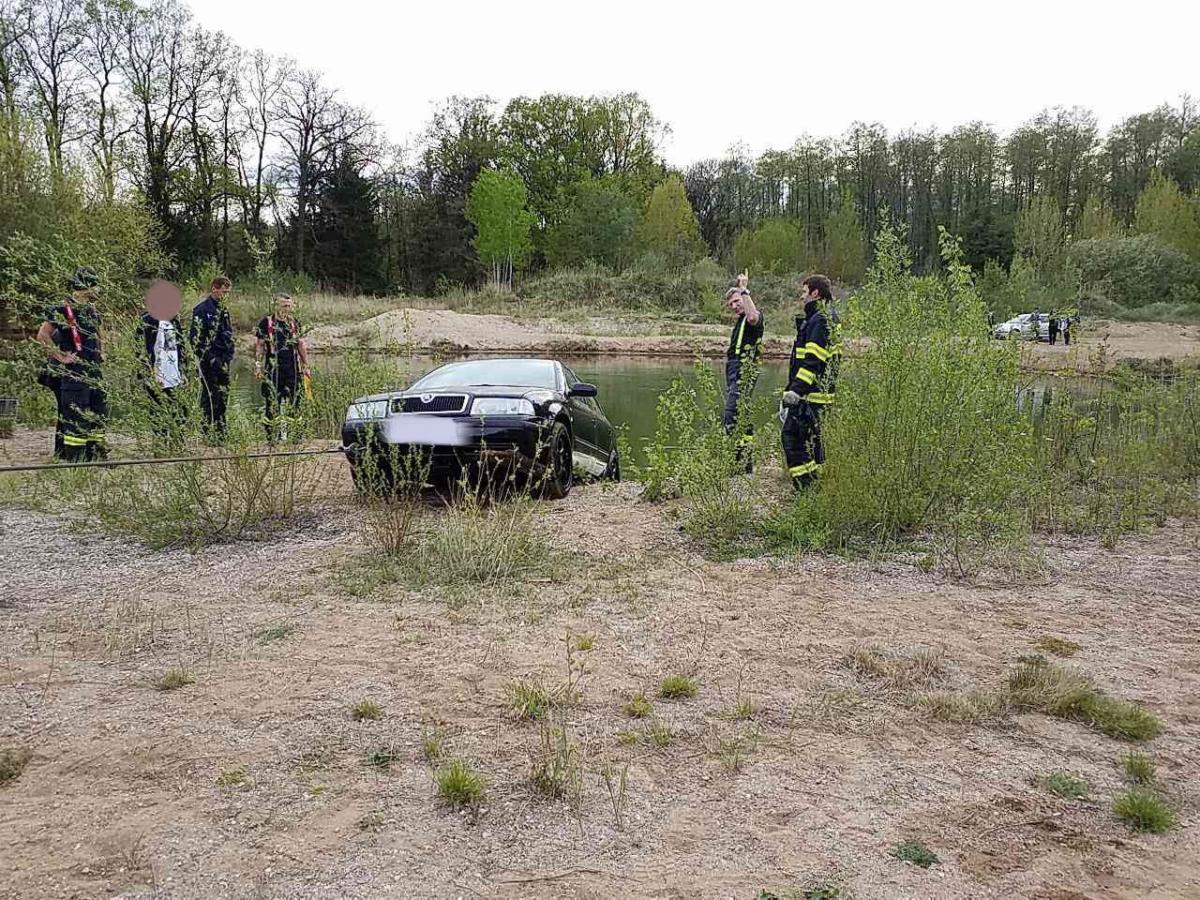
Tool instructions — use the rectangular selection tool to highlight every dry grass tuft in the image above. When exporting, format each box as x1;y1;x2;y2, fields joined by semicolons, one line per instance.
849;645;946;692
154;668;194;691
918;689;1008;723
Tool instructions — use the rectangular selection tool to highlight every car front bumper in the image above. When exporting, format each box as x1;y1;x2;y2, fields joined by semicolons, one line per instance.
341;414;552;480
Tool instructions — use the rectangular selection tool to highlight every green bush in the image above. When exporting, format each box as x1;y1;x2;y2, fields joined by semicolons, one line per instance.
805;226;1033;568
1069;234;1200;311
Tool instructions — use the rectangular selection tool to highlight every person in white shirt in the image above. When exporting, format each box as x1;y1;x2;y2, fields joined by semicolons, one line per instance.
138;308;190;443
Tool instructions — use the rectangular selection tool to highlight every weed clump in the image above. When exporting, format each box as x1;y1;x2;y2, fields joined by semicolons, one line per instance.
1113;788;1176;833
421;730;446;764
436;759;486;809
890;839;939;868
1035;636;1082;658
659;674;698;699
1122;751;1156;785
0;748;31;786
1041;771;1089;800
414;498;551;589
365;747;396;770
624;692;652;719
255;623;295;644
154;668;194;691
351;699;383;721
529;725;581;803
646;720;673;749
216;766;249;787
573;634;595;652
505;677;563;721
1008;658;1163;741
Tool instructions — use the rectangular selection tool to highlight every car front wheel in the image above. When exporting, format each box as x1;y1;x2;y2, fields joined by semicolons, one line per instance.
540;422;573;499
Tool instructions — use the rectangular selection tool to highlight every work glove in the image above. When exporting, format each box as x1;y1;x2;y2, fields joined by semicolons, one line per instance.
782;390;802;407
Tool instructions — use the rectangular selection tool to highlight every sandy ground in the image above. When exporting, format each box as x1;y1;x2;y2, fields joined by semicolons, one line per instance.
1;447;1198;899
307;309;1200;373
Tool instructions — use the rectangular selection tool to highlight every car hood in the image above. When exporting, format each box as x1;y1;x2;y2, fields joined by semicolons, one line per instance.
352;384;566;404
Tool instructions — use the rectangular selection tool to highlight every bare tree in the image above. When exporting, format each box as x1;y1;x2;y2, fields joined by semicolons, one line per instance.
15;0;87;177
121;0;193;247
236;48;287;239
275;67;370;273
0;0;29;155
81;0;132;202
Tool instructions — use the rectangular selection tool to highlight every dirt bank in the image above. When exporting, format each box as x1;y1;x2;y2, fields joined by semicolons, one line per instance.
1;467;1197;898
307;308;1200;373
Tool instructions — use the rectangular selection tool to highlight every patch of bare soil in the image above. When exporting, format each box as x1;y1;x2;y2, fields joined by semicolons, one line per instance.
1020;320;1200;372
1;481;1198;899
308;307;789;359
308;308;1200;375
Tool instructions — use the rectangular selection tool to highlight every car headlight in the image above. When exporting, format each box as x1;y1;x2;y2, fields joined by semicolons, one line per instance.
346;399;388;421
470;397;534;416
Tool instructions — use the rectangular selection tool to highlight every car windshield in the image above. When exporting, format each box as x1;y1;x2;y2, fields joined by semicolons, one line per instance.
410;359;558;390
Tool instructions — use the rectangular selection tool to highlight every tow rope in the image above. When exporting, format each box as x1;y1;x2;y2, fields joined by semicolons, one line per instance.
0;445;346;474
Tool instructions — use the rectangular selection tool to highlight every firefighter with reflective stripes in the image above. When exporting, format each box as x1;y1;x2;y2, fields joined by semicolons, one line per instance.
780;274;838;489
722;283;764;471
35;267;108;461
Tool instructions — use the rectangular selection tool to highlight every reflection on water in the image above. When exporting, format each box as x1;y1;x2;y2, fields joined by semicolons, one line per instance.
231;353;1099;466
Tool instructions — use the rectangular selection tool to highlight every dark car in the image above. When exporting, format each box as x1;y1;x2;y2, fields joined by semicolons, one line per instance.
341;357;619;498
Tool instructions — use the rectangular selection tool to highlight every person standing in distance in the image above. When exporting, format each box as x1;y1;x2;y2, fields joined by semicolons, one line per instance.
255;293;309;442
722;281;764;471
780;275;838;489
189;276;235;440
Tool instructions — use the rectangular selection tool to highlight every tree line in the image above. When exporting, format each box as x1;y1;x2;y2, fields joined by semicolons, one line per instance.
0;0;1198;317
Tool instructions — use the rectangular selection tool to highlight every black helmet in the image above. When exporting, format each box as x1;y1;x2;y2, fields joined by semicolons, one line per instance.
68;266;100;291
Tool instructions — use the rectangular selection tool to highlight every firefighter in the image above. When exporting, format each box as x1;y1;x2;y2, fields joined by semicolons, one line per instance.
722;283;764;471
780;274;838;489
189;275;235;439
254;292;309;442
35;267;108;461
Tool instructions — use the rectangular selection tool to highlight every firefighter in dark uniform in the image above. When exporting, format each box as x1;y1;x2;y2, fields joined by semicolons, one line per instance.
781;274;838;489
254;292;309;442
722;284;764;470
35;267;108;461
189;275;235;438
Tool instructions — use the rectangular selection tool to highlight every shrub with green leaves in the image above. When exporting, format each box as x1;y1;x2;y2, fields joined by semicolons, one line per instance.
802;226;1032;569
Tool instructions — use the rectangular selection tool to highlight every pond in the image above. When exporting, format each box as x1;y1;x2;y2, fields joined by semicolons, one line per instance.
231;353;1099;466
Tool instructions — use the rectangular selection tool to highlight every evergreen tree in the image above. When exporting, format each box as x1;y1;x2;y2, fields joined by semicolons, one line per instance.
309;148;384;293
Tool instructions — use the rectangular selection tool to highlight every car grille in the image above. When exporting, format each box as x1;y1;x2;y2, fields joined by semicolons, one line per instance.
393;394;468;414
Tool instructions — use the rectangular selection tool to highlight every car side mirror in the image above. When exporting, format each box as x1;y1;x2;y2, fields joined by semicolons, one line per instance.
569;383;598;398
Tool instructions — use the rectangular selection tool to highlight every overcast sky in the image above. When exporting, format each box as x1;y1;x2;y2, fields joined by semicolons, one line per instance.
189;0;1198;165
